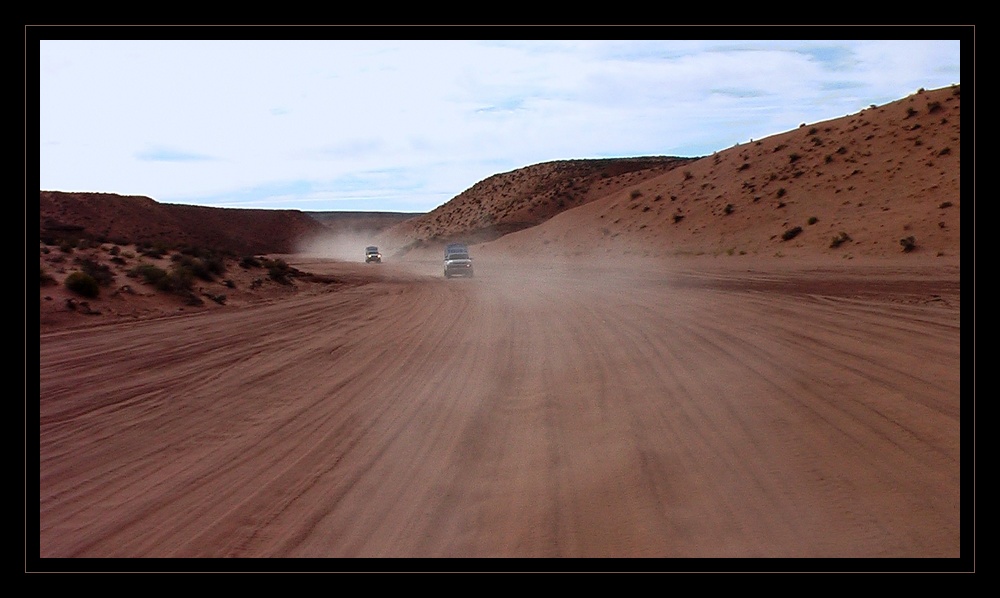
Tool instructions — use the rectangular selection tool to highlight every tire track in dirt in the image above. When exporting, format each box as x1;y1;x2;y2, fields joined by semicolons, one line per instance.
628;285;960;557
36;258;962;561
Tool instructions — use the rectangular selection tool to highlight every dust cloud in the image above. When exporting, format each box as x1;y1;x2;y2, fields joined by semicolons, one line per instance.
295;229;388;263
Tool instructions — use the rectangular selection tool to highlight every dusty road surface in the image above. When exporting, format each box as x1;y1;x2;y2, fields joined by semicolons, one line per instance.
35;256;965;568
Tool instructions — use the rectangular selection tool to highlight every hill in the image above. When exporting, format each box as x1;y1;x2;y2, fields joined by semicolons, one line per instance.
374;84;962;262
39;191;331;256
38;85;961;263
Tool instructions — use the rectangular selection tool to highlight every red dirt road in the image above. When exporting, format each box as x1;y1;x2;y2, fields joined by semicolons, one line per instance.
36;256;963;566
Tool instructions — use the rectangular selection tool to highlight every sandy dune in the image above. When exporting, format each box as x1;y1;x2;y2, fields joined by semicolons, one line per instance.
37;254;962;568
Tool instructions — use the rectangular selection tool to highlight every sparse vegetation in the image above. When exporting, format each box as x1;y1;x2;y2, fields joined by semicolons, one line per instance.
76;257;115;287
172;253;225;282
40;265;57;286
939;201;953;209
830;232;851;249
807;216;818;225
65;271;100;298
899;236;917;253
130;263;168;287
139;244;169;259
240;256;264;269
265;258;294;285
167;263;196;292
782;226;803;241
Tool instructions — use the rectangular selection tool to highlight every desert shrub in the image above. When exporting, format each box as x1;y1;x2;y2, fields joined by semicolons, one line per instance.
630;189;642;199
75;257;115;287
807;216;819;225
165;263;195;292
939;201;953;209
138;243;169;259
789;153;801;163
130;263;168;285
830;232;852;248
40;266;57;286
65;271;100;298
781;226;803;241
240;256;263;269
264;258;293;285
672;213;685;224
128;264;175;292
899;236;917;253
172;255;219;282
179;246;210;259
724;204;734;215
776;188;787;198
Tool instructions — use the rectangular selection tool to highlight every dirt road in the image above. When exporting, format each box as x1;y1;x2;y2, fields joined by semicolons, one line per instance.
36;256;964;567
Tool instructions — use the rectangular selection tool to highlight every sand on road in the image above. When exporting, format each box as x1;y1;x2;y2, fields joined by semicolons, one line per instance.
36;255;964;568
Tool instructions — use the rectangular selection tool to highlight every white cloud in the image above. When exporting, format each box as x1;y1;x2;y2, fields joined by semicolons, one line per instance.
37;35;964;212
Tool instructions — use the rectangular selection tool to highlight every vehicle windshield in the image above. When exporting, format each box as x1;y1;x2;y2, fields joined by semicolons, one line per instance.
447;253;469;260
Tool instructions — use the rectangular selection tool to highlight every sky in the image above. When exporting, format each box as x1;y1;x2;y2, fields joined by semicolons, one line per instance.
36;35;963;214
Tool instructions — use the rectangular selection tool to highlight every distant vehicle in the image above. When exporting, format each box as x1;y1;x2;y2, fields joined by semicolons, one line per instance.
365;246;382;263
444;243;473;278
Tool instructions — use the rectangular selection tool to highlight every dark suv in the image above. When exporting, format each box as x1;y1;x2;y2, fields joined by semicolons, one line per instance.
443;244;473;278
365;246;382;263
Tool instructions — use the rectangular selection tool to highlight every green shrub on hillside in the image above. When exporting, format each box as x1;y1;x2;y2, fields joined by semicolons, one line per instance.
782;226;803;241
65;271;100;298
76;257;115;287
172;254;224;282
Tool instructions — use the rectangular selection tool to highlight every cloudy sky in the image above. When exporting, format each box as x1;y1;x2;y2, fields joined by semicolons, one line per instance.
37;35;963;213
